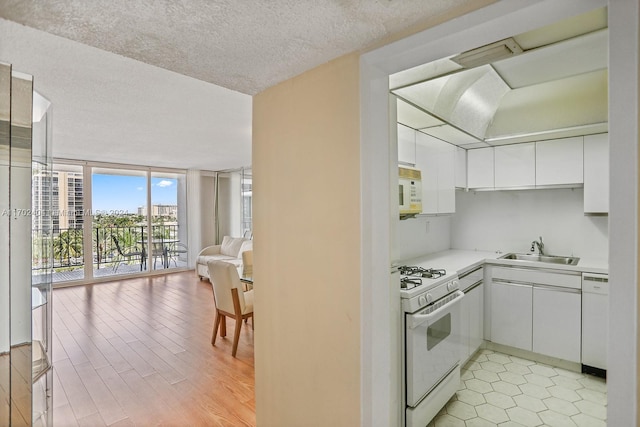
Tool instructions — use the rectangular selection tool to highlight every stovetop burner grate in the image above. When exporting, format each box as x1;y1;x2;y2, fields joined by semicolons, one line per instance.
400;276;422;290
399;266;447;279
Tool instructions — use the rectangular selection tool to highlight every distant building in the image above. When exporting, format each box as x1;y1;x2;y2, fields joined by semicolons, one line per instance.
137;204;178;217
32;169;84;233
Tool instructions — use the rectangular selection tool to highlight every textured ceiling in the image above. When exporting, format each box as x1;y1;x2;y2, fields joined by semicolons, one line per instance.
0;0;477;95
0;0;488;171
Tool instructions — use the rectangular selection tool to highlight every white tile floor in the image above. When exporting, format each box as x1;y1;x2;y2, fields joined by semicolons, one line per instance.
428;349;607;427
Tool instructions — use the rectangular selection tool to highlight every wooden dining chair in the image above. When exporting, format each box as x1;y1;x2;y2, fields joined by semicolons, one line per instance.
241;250;253;291
208;260;254;357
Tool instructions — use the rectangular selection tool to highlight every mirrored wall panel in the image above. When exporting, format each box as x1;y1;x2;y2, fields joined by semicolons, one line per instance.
0;61;11;427
0;61;53;426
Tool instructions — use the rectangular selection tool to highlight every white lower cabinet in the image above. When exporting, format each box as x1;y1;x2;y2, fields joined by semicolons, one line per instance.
490;266;583;363
468;283;484;358
460;296;470;363
532;287;581;363
459;283;484;364
490;281;533;351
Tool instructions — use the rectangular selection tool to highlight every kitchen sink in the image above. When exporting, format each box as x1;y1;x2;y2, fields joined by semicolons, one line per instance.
500;253;580;265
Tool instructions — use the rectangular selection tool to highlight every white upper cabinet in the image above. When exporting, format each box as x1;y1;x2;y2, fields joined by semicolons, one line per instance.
467;147;494;189
455;147;467;189
494;143;536;188
536;136;584;185
415;131;455;214
584;133;609;213
437;141;456;213
416;133;438;214
398;124;416;165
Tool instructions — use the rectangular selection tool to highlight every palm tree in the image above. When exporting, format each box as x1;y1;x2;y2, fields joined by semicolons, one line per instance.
93;226;111;268
53;228;83;267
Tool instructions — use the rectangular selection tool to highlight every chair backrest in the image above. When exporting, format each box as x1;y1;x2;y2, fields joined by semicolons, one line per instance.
151;240;164;256
220;236;247;257
208;260;246;314
242;250;253;276
112;235;125;255
174;242;188;253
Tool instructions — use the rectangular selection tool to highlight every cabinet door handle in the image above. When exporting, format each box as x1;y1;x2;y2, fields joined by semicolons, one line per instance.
533;284;581;294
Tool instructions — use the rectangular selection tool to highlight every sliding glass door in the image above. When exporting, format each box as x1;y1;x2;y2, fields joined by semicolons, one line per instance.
92;167;148;278
150;172;187;270
44;161;189;283
43;163;85;282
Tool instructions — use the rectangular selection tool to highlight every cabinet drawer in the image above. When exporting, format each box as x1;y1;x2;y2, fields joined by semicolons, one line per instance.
459;267;483;292
492;266;581;289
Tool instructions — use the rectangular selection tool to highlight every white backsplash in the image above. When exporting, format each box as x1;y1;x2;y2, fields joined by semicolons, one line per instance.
396;215;451;261
451;188;608;260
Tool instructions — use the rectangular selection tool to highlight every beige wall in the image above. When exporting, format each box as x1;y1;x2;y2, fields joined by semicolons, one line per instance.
253;53;361;426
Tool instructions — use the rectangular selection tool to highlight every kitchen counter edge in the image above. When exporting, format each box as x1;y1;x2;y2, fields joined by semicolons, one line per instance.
399;249;608;277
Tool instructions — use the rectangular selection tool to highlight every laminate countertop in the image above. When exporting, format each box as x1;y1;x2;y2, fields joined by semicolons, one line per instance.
399;249;608;276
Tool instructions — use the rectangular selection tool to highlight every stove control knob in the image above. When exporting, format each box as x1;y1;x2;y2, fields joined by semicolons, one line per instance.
418;295;427;306
447;282;455;292
450;280;460;291
426;294;434;304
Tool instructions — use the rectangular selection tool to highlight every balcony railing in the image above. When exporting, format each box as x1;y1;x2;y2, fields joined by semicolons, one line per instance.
32;224;184;282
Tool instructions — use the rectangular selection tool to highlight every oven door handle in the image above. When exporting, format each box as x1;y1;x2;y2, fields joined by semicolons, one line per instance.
407;290;464;329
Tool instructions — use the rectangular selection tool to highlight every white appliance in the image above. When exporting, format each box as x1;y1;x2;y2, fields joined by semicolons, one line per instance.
400;266;462;427
582;272;609;376
399;166;422;219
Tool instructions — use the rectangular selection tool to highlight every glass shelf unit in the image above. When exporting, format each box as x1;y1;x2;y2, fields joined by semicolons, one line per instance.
31;89;54;427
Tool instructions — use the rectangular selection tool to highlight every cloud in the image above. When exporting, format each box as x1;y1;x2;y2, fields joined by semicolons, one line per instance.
156;180;173;188
136;186;144;191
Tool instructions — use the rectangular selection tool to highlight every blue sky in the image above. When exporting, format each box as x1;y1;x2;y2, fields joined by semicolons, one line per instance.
92;174;177;213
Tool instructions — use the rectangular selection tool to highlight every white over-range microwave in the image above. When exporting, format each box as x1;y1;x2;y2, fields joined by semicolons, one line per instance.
399;166;422;219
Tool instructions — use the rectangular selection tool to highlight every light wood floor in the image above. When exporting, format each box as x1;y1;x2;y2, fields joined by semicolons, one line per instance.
52;272;255;426
1;345;32;427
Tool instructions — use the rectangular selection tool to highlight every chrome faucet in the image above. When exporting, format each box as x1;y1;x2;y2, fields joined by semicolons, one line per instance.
530;236;544;255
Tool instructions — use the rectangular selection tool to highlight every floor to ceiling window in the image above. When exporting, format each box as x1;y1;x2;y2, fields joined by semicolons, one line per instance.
34;163;85;282
45;161;188;284
150;171;188;270
91;167;148;278
241;168;252;237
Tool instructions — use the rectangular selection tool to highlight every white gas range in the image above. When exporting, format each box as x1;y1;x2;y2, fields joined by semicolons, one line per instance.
398;264;463;427
399;265;460;311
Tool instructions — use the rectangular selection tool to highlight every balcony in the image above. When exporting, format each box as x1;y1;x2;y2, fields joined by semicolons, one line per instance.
32;224;188;284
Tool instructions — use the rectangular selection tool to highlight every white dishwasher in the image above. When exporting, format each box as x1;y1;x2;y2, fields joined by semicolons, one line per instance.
582;273;609;377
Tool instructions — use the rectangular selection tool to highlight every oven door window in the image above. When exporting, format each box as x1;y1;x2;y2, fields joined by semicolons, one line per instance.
426;313;451;351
